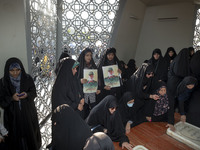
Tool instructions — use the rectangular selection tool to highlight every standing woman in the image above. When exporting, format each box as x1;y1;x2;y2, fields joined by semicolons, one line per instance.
52;58;84;117
86;95;133;150
77;48;100;118
148;48;168;82
97;48;123;102
0;57;41;150
164;47;177;71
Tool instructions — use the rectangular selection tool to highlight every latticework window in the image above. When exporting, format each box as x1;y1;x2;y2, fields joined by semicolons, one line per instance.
29;0;57;149
62;0;120;61
194;8;200;51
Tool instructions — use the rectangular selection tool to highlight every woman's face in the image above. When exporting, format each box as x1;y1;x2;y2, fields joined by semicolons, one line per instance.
168;51;174;57
127;99;134;104
186;84;195;89
158;87;167;96
109;107;116;114
153;53;160;60
107;53;114;61
9;68;21;78
72;66;78;76
85;52;92;64
146;72;154;78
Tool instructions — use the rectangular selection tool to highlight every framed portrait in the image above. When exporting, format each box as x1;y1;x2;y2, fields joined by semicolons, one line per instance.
102;65;120;88
83;69;98;93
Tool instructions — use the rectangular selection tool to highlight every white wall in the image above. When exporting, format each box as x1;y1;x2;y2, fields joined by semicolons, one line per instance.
113;0;146;63
135;2;196;66
0;0;28;78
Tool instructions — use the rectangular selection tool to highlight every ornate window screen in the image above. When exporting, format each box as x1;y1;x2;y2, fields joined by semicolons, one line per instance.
29;0;57;148
62;0;120;61
194;8;200;51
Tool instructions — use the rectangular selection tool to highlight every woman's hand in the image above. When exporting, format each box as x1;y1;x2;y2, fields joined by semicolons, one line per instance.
104;85;111;90
150;94;159;100
78;103;83;111
180;115;186;122
118;69;122;74
18;92;27;99
80;98;85;105
125;122;131;134
12;93;20;101
146;116;152;122
166;124;175;132
81;78;87;84
96;90;101;95
103;128;107;133
122;142;133;150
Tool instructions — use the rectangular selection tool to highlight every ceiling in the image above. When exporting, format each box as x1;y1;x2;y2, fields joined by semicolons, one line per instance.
140;0;195;6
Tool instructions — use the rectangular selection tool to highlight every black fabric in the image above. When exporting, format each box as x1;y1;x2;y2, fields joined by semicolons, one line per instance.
127;63;154;100
147;81;174;124
83;132;114;150
0;57;41;150
171;48;191;78
148;48;168;82
86;95;129;146
52;105;92;150
186;87;200;127
118;92;135;126
176;76;197;115
52;58;82;111
77;48;97;79
164;47;177;70
190;50;200;83
167;48;191;97
97;48;122;102
55;51;70;75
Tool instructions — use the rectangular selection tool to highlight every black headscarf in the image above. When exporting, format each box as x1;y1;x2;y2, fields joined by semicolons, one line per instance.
77;48;97;79
164;47;177;69
190;50;200;83
52;58;81;110
127;63;154;99
126;59;137;79
177;76;197;96
148;49;168;82
97;47;122;70
118;92;135;126
171;48;191;78
86;95;129;145
83;132;114;150
55;51;71;75
52;104;92;150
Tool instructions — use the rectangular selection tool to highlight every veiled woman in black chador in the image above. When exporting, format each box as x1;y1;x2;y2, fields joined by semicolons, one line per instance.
86;95;133;150
148;48;168;82
52;104;114;150
176;76;197;122
0;57;41;150
126;63;161;123
52;58;84;117
118;92;136;133
97;48;123;102
77;48;100;118
167;48;191;97
164;47;177;71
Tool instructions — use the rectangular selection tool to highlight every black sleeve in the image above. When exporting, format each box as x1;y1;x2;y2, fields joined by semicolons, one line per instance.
167;94;175;125
0;79;13;109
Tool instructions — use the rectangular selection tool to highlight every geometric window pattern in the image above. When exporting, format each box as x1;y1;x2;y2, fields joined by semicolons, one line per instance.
29;0;57;149
62;0;120;61
193;8;200;51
